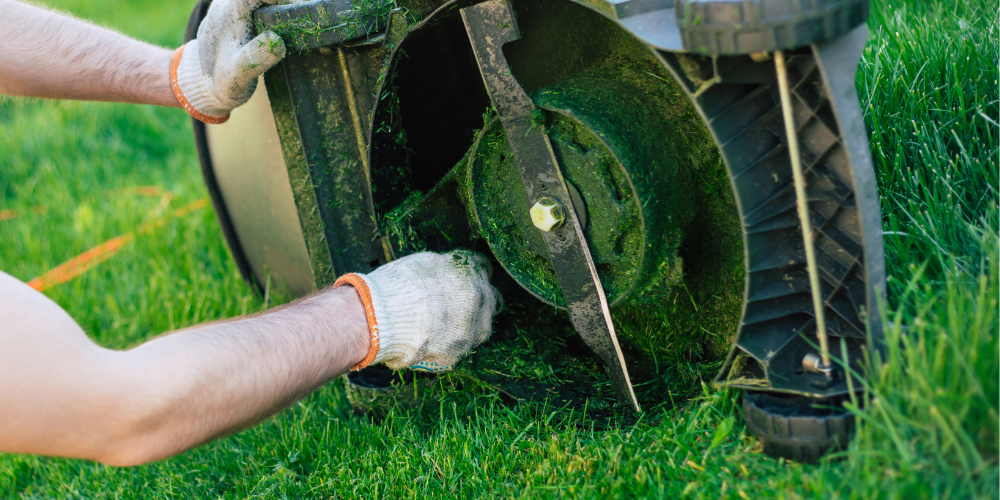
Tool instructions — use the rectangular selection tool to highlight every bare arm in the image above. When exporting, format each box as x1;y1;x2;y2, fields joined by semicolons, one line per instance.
0;271;369;466
0;0;178;107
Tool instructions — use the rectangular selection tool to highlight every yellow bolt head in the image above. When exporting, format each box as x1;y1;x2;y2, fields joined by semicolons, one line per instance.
530;197;565;232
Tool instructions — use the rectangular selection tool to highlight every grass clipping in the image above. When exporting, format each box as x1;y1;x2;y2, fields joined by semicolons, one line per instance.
371;59;743;418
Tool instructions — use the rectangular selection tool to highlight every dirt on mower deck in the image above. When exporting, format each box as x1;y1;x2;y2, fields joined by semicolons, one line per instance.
298;0;748;413
367;66;744;415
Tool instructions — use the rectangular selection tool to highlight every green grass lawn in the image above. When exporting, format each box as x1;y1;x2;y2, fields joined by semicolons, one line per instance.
1;0;997;498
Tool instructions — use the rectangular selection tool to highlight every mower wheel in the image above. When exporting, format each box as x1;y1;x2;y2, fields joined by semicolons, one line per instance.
676;0;870;56
742;390;856;463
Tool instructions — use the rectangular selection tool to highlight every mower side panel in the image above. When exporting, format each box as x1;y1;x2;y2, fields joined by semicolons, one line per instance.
203;81;316;296
645;25;885;397
812;26;886;350
263;47;390;287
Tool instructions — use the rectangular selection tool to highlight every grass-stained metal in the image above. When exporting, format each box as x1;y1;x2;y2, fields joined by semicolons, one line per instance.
239;0;884;407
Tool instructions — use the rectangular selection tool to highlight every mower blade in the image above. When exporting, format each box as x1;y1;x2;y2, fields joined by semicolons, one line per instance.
461;0;641;412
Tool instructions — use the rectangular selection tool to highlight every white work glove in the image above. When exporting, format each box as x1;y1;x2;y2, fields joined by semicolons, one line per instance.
170;0;286;124
334;251;501;372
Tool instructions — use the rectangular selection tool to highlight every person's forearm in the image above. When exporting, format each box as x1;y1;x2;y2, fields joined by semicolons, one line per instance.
0;0;178;107
102;287;370;465
0;272;369;465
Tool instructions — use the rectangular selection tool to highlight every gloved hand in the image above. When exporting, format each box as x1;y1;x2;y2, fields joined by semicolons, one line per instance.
170;0;286;124
335;251;501;372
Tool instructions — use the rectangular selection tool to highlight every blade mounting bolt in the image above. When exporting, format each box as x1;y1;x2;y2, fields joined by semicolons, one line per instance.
530;196;565;232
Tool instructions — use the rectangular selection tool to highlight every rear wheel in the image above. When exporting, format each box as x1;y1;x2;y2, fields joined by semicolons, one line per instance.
743;390;857;463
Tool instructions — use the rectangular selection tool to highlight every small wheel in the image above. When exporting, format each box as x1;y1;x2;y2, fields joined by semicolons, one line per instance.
675;0;870;56
742;390;856;463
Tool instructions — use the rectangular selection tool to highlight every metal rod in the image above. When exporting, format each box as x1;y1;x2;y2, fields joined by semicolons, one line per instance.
775;51;831;368
338;47;370;184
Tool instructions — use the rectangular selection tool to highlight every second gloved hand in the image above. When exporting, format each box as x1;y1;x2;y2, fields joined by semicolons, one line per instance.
170;0;286;124
335;251;501;372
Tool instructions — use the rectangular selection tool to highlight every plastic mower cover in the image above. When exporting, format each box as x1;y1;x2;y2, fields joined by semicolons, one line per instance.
186;0;885;462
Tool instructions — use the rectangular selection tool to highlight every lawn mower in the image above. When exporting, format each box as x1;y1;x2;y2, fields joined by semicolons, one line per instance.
185;0;886;462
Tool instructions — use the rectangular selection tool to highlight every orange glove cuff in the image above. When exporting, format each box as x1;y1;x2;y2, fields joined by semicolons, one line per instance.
334;273;380;371
170;46;230;125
